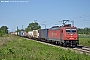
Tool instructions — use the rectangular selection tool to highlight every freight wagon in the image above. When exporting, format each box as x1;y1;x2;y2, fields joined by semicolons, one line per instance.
33;30;39;39
38;29;49;41
19;31;24;37
14;32;19;36
23;31;28;38
28;31;33;38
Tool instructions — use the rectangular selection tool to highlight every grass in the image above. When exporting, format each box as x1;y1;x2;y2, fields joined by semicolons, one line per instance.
79;34;90;46
79;38;90;46
0;35;90;60
79;34;90;38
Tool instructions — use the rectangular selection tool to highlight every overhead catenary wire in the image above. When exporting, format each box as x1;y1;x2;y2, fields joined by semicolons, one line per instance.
71;14;90;22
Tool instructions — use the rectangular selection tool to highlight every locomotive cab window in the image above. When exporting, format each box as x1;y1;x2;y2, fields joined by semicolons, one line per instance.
66;29;77;33
66;29;70;33
72;29;76;33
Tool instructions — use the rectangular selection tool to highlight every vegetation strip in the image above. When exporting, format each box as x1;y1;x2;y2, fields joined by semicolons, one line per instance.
0;35;90;60
79;38;90;46
25;38;90;56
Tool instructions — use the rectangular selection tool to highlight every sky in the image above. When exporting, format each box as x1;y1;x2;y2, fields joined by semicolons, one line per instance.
0;0;90;32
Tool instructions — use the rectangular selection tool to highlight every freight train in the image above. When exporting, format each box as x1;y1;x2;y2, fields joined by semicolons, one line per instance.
13;20;79;47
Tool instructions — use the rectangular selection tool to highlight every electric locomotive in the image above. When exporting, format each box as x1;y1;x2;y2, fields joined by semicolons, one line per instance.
48;20;79;47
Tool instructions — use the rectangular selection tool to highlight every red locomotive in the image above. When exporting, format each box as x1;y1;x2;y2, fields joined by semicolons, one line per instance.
48;20;79;47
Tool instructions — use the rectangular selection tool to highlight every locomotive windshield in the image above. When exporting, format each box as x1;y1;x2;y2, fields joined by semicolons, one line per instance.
66;29;76;33
66;29;70;33
72;29;76;33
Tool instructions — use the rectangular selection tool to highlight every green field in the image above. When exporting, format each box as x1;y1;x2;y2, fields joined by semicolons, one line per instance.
0;35;90;60
79;38;90;46
79;34;90;46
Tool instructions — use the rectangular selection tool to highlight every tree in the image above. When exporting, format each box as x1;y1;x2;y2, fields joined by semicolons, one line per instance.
25;22;41;31
78;27;90;34
0;26;8;36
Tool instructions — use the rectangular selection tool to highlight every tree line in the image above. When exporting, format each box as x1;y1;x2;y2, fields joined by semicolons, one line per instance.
0;26;8;37
78;27;90;34
1;22;89;36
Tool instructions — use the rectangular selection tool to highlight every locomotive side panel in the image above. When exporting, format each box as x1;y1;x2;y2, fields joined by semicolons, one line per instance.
48;29;61;41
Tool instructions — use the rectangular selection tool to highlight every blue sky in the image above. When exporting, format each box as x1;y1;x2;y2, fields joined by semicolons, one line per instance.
0;0;90;32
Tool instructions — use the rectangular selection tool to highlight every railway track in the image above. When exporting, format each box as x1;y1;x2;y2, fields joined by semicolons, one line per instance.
24;37;90;56
73;46;90;55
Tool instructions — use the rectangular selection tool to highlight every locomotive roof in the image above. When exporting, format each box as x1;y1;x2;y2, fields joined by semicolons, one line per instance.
50;25;77;30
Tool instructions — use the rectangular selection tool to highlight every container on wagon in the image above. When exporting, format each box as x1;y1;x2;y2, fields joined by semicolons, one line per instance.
26;31;28;38
28;31;33;38
38;29;49;40
33;30;39;38
23;31;26;37
14;32;19;35
19;31;24;36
